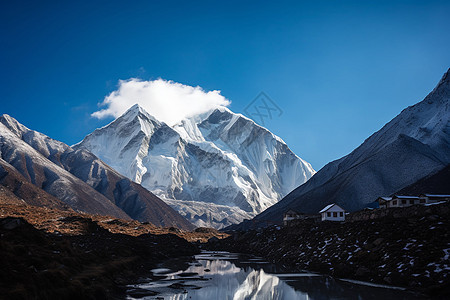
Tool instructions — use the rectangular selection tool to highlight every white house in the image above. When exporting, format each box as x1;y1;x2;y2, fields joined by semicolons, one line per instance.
377;194;449;209
378;195;420;208
283;210;300;226
389;195;420;208
319;203;345;221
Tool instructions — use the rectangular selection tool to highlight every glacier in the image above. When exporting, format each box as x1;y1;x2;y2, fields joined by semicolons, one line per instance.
75;105;315;228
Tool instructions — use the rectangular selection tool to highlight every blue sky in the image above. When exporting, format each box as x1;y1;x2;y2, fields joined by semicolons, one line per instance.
1;0;449;170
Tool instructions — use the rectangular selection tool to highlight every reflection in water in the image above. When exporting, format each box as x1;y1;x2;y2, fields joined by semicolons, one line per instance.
233;269;305;300
128;251;425;300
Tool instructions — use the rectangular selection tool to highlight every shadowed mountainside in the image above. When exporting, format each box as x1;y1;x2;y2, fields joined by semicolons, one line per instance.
395;164;450;195
231;69;450;229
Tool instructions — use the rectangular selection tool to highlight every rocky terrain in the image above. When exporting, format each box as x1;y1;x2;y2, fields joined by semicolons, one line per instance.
212;203;450;298
0;201;228;299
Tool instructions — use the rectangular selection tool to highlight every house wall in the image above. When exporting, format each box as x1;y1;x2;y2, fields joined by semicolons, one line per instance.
321;206;345;221
378;201;387;209
380;196;449;209
388;198;420;208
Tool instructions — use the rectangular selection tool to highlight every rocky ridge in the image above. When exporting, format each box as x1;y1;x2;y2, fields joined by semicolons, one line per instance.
0;115;193;229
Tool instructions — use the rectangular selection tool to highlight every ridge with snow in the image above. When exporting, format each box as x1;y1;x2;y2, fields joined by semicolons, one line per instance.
76;105;315;228
0;114;193;229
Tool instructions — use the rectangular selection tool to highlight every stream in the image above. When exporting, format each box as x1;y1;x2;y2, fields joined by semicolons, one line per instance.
126;251;426;300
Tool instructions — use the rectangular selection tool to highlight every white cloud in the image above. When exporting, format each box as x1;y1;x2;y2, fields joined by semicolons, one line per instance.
92;78;231;125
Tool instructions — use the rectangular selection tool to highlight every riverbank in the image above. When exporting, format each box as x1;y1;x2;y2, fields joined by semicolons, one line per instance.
0;215;199;299
209;203;450;298
0;203;229;299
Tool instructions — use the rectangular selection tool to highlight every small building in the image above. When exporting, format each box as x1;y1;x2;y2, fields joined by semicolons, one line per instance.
283;209;319;226
419;194;450;204
388;195;420;208
376;194;449;209
283;210;301;226
376;197;392;209
377;195;420;208
319;203;345;221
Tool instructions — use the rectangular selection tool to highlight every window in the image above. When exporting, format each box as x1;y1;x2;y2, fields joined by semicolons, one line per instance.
333;212;337;217
339;212;343;217
401;199;406;204
410;200;414;205
393;200;397;205
327;212;331;217
420;199;426;203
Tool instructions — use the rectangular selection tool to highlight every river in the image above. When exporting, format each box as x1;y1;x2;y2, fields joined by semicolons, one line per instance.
126;251;426;299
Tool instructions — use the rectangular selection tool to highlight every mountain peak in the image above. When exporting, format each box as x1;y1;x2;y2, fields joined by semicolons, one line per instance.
428;68;450;101
77;105;315;228
122;103;153;118
114;104;162;130
0;114;28;138
127;103;145;113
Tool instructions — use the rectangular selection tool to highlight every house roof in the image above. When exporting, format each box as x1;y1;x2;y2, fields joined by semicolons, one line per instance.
319;203;345;213
377;196;392;201
283;209;300;215
393;195;419;199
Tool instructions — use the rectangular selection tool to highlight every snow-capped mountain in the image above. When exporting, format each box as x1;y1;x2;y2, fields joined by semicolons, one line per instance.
0;114;193;229
237;68;450;228
75;105;315;228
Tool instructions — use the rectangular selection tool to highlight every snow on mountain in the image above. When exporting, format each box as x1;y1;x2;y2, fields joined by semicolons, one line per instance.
236;68;450;229
0;120;129;218
76;105;315;228
0;114;193;229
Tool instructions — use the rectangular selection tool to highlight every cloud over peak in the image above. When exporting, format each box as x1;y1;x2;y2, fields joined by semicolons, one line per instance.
92;78;230;125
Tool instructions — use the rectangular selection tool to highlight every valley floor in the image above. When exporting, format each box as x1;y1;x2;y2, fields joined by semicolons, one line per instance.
209;203;450;298
0;203;227;299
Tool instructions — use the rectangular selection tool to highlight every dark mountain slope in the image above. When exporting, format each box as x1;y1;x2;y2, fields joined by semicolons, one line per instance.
0;158;69;209
395;164;450;195
233;69;450;229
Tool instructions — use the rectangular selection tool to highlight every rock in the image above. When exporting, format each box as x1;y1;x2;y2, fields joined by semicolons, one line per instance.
194;227;217;233
208;236;219;244
334;263;352;277
373;238;384;246
0;217;24;230
168;227;182;234
127;287;157;298
355;266;371;277
383;276;392;284
427;215;439;221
